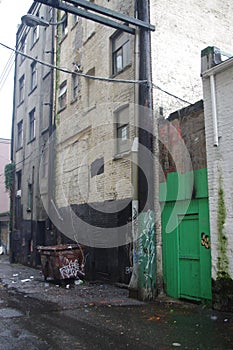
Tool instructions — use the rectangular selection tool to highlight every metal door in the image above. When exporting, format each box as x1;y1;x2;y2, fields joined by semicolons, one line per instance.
178;214;200;300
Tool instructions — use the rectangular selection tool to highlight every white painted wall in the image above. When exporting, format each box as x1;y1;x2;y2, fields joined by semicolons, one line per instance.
202;59;233;280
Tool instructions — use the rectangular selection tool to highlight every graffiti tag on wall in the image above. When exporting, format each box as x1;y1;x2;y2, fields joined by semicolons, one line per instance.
138;210;156;298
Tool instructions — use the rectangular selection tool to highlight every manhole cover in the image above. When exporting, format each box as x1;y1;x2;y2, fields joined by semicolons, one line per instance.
0;308;23;318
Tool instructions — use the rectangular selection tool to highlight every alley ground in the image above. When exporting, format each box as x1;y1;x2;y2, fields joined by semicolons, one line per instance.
0;256;232;349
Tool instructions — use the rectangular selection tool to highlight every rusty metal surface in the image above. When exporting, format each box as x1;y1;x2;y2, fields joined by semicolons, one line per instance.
37;244;85;281
37;244;83;252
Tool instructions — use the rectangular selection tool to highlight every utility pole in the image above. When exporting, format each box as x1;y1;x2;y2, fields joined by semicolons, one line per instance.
137;0;156;300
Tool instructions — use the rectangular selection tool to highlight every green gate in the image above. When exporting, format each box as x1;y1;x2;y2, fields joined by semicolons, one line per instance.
160;169;212;301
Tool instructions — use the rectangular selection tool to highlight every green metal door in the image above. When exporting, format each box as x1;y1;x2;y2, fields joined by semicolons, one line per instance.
160;169;212;301
178;214;200;300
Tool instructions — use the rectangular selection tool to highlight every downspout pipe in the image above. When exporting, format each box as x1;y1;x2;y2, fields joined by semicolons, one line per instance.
210;74;219;147
128;23;140;295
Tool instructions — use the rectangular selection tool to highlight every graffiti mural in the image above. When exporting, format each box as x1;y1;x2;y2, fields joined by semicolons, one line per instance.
138;210;156;299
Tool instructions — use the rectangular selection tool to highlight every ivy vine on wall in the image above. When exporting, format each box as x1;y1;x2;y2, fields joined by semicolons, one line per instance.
4;163;15;193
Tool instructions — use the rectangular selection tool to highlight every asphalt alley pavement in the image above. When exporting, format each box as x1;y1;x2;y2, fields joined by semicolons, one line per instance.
0;255;232;350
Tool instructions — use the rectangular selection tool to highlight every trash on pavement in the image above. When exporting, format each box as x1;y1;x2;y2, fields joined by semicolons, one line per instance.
74;279;84;285
21;279;31;283
210;315;218;321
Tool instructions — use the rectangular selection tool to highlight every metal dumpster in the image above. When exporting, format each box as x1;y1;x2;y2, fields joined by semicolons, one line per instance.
37;244;85;281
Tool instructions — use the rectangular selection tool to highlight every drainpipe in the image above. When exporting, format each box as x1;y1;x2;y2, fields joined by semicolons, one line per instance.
209;74;219;147
129;21;140;295
30;166;35;264
48;10;56;236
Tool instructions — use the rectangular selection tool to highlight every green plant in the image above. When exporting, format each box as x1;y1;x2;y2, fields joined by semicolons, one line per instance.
217;176;229;279
4;163;15;193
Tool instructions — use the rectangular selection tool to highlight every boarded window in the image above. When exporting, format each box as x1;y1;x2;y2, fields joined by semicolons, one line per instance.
91;157;104;177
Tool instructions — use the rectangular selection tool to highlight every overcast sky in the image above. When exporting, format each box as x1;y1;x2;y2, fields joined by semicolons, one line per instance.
0;0;33;140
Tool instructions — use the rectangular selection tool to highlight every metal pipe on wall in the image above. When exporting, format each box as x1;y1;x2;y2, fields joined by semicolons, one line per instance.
210;74;219;147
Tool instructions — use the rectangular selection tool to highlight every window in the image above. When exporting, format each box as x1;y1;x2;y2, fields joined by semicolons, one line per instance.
17;120;23;149
27;184;32;211
29;109;36;142
30;61;37;91
61;14;68;38
58;81;67;110
72;14;78;27
83;18;95;42
115;106;130;154
91;157;104;177
72;73;78;101
31;25;39;47
86;68;95;107
41;147;48;178
16;171;22;191
112;32;130;75
18;75;24;104
48;7;53;22
19;36;26;63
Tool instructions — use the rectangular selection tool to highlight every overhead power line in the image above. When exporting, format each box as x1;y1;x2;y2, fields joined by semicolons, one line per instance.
152;84;192;105
0;41;192;104
0;42;147;85
0;51;15;91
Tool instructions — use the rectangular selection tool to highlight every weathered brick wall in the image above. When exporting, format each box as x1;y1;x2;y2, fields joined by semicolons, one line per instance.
159;100;206;181
202;62;233;282
55;0;136;209
150;0;233;119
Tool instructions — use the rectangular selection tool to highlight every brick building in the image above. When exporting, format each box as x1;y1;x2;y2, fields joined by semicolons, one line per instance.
11;3;57;265
10;1;233;302
159;101;211;302
201;47;233;311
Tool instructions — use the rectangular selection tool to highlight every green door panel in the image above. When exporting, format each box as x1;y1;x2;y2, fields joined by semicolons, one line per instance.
179;215;200;300
160;169;212;302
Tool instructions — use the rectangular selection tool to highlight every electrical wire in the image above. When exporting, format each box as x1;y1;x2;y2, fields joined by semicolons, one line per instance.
0;41;192;105
0;41;147;85
0;51;15;91
152;83;191;105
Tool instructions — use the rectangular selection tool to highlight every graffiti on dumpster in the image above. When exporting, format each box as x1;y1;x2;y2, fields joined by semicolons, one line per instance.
59;258;85;279
59;259;84;279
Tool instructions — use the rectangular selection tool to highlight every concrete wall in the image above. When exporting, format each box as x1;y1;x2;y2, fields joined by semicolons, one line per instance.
150;0;233;119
